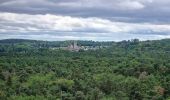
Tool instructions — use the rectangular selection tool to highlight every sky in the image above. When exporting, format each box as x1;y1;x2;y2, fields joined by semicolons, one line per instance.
0;0;170;41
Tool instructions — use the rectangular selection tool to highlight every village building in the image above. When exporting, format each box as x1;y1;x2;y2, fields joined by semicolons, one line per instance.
67;41;80;51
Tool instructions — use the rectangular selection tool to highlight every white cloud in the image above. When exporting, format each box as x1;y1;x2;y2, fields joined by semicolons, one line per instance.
0;12;170;41
0;12;124;32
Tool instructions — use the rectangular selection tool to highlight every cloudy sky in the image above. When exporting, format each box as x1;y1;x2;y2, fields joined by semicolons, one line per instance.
0;0;170;41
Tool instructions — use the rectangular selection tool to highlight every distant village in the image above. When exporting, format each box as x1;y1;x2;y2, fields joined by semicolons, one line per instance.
51;41;109;52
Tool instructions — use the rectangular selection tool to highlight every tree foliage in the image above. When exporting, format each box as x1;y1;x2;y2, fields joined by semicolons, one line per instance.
0;39;170;100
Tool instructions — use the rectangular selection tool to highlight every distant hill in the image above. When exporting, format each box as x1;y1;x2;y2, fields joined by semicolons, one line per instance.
0;39;115;47
0;39;39;43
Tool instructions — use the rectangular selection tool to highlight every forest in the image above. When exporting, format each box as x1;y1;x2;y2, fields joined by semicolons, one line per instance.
0;39;170;100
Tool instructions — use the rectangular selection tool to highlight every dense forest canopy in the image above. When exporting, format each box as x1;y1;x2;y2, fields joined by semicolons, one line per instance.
0;39;170;100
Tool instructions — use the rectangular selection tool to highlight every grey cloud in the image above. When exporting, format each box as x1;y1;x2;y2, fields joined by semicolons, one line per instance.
0;0;170;41
0;0;170;24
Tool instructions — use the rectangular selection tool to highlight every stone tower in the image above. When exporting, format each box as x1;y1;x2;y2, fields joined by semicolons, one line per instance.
67;41;80;51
